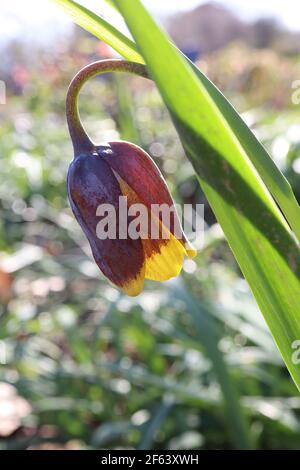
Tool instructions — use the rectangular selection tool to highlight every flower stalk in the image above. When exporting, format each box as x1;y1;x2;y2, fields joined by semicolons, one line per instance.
66;59;148;155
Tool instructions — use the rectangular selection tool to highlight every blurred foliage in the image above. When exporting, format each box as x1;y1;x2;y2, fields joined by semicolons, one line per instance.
0;34;300;450
199;42;300;110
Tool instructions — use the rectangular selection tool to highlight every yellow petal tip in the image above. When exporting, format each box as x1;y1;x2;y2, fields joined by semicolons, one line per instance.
144;235;185;282
120;268;145;297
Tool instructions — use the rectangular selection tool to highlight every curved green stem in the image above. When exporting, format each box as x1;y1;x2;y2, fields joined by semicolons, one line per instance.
66;59;148;155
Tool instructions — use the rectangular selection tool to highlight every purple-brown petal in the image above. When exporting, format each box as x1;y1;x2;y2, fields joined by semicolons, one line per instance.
67;152;145;293
98;141;194;251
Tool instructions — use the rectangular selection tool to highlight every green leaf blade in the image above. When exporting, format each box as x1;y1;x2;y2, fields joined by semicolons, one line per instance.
112;0;300;392
51;0;144;63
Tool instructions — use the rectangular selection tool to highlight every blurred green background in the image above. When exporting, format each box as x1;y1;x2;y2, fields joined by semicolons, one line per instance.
1;1;300;450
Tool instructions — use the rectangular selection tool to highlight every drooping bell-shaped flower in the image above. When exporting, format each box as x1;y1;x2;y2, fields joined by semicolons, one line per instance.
66;60;196;296
67;141;196;296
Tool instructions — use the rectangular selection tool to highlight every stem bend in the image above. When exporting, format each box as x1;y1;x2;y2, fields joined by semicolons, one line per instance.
66;59;149;155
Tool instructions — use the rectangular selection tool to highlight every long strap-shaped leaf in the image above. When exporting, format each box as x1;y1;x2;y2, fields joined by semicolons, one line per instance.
52;0;300;241
112;0;300;389
52;0;144;63
52;0;300;387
